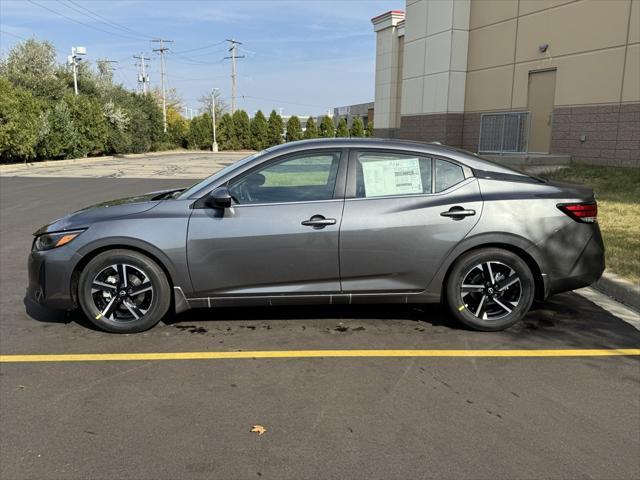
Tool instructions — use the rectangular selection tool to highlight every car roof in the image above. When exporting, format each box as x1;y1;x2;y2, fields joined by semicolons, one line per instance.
263;138;524;175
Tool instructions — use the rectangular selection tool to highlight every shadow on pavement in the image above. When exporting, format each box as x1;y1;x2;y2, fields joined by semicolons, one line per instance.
24;291;640;349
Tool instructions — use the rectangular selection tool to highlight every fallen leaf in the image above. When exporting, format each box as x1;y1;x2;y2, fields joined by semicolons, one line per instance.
250;425;267;435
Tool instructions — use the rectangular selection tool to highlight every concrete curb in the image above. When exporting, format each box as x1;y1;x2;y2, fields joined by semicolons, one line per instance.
593;271;640;312
0;150;254;170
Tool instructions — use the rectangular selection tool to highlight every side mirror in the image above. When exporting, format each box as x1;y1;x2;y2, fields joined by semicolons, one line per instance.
206;186;233;209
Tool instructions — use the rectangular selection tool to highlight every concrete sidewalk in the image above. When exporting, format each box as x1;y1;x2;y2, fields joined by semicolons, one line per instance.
0;150;253;179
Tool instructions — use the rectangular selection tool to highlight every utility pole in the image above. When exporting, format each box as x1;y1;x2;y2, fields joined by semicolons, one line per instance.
133;53;150;94
152;39;173;132
224;39;244;113
96;58;117;85
211;88;219;152
68;46;87;95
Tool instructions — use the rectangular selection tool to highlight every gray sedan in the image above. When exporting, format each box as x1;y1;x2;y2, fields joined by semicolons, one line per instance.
28;138;604;333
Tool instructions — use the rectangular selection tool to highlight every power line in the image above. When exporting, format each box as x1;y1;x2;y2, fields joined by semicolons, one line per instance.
239;95;331;110
0;29;30;41
27;0;145;42
168;55;221;66
172;40;226;55
63;0;156;40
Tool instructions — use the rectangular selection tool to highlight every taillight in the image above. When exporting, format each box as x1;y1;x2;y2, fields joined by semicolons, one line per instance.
558;202;598;223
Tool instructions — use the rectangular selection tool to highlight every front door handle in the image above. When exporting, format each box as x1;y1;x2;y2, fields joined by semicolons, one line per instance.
301;215;336;229
440;206;476;220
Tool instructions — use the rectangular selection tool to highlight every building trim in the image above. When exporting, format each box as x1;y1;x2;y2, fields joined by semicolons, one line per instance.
466;43;634;74
371;10;405;32
468;0;582;32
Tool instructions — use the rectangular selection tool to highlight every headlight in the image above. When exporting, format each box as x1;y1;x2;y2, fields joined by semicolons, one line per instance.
32;230;85;251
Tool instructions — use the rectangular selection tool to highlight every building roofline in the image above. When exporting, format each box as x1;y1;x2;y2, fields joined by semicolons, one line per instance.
371;10;405;23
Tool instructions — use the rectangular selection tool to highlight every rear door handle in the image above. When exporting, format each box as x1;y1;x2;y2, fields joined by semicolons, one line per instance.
301;215;336;228
440;207;476;220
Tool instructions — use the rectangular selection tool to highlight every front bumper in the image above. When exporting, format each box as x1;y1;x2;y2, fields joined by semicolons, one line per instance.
27;247;82;310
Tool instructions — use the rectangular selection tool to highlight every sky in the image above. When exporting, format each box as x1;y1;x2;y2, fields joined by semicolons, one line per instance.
0;0;404;116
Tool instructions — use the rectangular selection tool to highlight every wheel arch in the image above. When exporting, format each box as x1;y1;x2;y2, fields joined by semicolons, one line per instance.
70;240;178;308
430;233;548;303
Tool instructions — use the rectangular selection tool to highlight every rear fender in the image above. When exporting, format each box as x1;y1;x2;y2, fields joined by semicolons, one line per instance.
423;232;548;302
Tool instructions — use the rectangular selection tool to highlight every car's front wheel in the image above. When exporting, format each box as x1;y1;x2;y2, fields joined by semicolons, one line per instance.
445;248;534;331
78;249;171;333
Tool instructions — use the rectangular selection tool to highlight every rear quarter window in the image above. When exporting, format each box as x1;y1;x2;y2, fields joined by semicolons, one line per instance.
435;159;465;192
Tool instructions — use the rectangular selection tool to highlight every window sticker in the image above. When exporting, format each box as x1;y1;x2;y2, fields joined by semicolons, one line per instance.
360;157;423;197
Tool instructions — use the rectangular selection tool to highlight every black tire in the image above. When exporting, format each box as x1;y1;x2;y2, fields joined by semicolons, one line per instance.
445;248;535;331
78;249;171;333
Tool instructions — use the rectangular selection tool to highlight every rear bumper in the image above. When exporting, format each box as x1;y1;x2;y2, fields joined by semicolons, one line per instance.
27;247;81;311
548;226;605;295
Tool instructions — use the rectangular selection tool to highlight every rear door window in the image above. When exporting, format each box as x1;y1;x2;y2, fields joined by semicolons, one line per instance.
355;152;433;198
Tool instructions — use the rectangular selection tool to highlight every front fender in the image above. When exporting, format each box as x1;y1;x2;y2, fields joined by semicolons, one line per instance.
72;235;193;295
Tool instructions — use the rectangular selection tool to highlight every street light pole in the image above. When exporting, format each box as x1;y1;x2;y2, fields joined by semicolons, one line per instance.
211;88;219;152
70;46;86;95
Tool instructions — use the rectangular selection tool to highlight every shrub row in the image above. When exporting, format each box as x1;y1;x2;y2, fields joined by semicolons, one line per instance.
1;39;375;163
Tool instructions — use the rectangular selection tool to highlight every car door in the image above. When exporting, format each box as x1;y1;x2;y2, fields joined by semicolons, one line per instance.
339;149;483;293
187;149;346;297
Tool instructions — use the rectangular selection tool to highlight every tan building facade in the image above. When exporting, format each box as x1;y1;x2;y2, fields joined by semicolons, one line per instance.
372;0;640;166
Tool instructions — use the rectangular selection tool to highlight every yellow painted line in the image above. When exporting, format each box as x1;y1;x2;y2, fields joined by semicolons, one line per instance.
0;349;639;363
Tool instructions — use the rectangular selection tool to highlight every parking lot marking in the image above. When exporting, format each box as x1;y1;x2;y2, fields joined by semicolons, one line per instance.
1;349;639;363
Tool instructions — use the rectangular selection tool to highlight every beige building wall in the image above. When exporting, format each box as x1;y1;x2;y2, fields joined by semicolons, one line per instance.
401;0;470;115
465;0;640;112
372;11;405;133
372;0;639;165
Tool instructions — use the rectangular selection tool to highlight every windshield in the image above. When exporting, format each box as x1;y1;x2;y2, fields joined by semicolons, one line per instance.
176;151;266;199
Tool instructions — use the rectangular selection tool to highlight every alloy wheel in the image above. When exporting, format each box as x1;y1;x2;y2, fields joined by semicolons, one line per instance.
91;263;154;322
460;261;522;321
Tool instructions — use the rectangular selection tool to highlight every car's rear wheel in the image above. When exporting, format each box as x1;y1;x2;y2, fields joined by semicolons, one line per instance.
78;249;171;333
445;248;534;331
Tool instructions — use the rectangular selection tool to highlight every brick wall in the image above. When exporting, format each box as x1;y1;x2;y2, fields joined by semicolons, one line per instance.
374;128;399;138
397;113;464;147
551;103;640;167
373;104;639;167
462;113;481;152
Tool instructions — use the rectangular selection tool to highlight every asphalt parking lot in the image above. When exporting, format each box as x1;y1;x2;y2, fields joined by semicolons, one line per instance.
1;169;639;480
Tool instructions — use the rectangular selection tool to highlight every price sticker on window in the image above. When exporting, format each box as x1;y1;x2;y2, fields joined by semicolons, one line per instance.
361;157;423;197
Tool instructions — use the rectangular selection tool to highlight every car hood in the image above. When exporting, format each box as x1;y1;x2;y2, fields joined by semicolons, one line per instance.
33;188;181;235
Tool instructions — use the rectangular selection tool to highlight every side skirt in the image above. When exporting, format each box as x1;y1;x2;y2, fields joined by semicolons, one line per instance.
180;292;437;310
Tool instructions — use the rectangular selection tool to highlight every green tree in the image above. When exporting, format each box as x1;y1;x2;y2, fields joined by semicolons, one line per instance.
318;115;335;138
1;39;66;100
187;113;213;150
0;78;41;162
36;96;77;159
335;118;349;137
285;115;302;142
126;92;164;152
350;116;365;137
366;119;374;137
304;116;317;139
232;110;251;149
217;113;237;150
167;106;188;147
250;110;268;150
67;94;109;157
267;110;284;147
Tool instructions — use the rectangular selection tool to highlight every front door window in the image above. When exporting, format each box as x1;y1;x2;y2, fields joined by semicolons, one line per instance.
229;151;341;204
